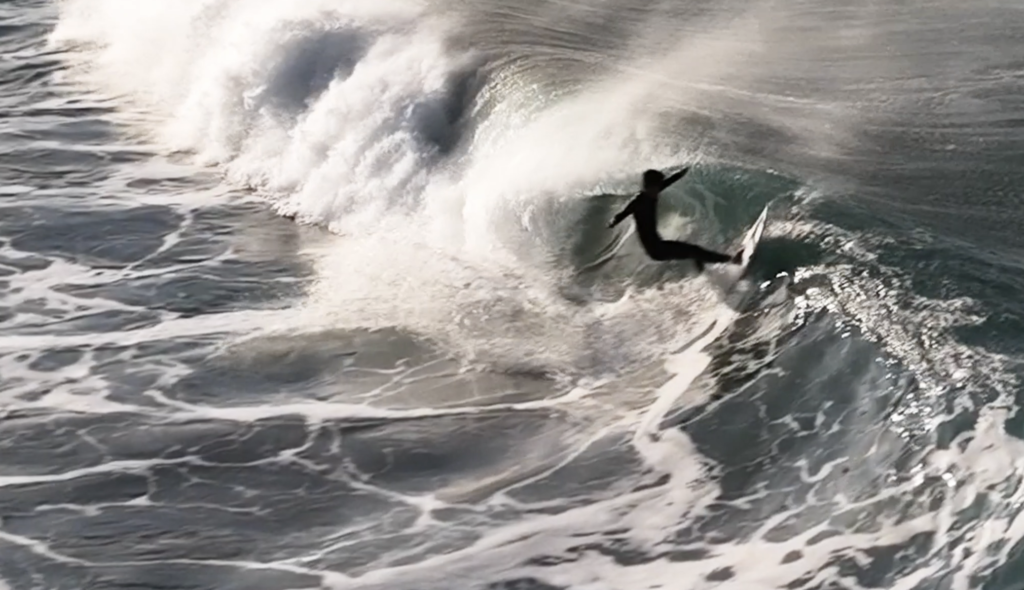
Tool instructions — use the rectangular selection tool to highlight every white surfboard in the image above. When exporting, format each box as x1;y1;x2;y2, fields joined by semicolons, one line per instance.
735;204;768;273
706;204;768;295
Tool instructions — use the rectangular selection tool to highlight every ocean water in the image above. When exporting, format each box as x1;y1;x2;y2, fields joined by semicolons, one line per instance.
3;0;1024;588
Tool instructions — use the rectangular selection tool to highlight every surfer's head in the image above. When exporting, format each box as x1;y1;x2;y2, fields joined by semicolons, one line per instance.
642;169;664;193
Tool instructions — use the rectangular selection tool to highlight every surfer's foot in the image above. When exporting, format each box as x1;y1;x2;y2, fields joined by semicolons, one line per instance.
731;249;744;264
694;260;705;273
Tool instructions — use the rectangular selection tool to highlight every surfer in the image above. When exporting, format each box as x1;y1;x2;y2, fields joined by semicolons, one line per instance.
608;168;743;272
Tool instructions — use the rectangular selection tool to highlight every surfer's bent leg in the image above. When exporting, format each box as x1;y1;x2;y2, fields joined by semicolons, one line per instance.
645;240;733;272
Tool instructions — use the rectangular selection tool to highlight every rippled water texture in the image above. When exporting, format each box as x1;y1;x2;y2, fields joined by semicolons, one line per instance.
3;0;1024;589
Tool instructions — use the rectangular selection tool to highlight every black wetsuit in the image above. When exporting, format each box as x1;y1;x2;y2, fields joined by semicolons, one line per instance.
609;170;733;271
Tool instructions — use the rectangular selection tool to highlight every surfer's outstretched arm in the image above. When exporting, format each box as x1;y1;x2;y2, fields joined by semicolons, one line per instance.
659;167;690;191
608;199;636;228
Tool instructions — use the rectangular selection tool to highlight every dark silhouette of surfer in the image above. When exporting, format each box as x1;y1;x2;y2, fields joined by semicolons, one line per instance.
608;168;742;272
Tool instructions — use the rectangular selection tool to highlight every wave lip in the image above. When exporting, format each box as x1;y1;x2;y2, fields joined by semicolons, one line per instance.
50;0;480;234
